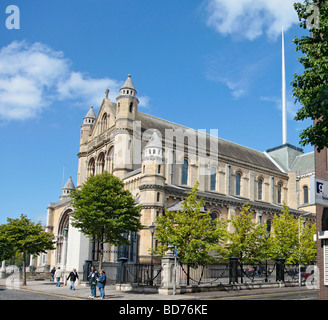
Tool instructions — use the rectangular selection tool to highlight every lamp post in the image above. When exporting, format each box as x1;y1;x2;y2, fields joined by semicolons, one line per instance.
61;227;68;270
149;223;156;286
298;212;312;286
168;244;178;295
264;230;270;282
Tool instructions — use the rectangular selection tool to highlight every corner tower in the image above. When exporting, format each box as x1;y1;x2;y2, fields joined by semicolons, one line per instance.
139;131;166;261
113;75;139;179
115;74;139;131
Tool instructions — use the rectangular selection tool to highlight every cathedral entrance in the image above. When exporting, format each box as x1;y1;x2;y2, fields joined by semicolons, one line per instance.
56;209;71;269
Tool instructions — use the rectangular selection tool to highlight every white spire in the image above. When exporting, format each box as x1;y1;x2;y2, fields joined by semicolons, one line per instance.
282;26;287;145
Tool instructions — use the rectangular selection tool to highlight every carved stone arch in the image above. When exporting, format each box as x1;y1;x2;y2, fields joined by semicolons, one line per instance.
97;152;105;174
106;146;114;173
56;207;73;267
210;208;221;220
101;112;108;132
88;157;96;176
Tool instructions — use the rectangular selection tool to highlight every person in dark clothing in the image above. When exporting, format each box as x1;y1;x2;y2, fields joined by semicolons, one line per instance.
66;268;79;290
87;266;99;298
96;269;106;299
50;267;56;282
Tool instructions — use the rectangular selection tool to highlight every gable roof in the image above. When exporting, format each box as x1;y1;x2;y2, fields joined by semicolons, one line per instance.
137;112;283;173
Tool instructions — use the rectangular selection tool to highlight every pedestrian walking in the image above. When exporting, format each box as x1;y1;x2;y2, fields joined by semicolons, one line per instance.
87;266;99;298
96;269;106;299
66;268;79;290
50;266;56;282
54;267;62;287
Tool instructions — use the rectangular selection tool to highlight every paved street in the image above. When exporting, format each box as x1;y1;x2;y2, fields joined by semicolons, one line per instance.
0;286;73;300
0;278;318;301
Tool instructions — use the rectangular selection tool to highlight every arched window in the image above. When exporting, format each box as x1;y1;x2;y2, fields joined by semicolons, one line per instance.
210;210;220;220
88;158;95;177
97;153;105;174
181;159;188;185
258;178;263;200
236;172;241;196
266;220;272;233
107;147;114;173
303;186;309;204
210;167;216;191
277;183;282;204
129;102;133;113
101;113;108;132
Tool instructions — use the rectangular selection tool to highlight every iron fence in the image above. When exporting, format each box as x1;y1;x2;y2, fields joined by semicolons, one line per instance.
119;263;162;285
176;261;316;285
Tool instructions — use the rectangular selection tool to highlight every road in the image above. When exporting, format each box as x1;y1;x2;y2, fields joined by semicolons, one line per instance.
210;289;317;300
0;286;81;300
0;283;317;301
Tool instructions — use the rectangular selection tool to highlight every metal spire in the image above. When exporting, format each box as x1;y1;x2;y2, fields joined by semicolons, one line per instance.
282;26;287;145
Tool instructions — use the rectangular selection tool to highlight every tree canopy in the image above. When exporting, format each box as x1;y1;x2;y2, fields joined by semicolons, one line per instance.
0;214;55;285
153;182;227;268
222;203;268;263
292;0;328;151
70;172;142;269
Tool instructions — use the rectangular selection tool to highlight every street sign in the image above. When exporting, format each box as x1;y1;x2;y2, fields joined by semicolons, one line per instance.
315;178;328;206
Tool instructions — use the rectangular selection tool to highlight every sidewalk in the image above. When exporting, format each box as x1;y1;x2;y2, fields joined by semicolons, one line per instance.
0;278;314;300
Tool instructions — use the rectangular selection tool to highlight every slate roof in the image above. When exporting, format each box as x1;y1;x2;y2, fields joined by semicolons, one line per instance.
121;74;136;91
136;112;282;173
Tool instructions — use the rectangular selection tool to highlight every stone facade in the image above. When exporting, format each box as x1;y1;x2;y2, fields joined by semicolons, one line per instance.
40;75;316;274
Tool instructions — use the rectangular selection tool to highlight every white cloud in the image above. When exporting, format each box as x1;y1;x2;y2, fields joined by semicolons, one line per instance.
260;93;299;119
205;0;300;41
0;41;149;121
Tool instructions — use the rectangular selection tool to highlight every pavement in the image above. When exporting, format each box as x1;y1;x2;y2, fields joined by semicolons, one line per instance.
0;277;316;300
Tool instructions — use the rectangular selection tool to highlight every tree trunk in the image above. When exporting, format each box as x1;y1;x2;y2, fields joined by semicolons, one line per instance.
187;263;190;286
22;248;26;286
99;239;104;271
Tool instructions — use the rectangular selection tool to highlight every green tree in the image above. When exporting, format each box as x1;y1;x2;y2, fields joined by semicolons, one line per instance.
0;214;55;285
268;203;316;265
70;172;142;270
268;204;299;263
298;220;317;265
153;182;227;269
292;0;328;151
223;203;268;265
0;224;15;262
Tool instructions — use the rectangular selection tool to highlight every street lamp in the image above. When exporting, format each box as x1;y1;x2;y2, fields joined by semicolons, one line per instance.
264;230;270;282
298;212;312;287
149;223;156;286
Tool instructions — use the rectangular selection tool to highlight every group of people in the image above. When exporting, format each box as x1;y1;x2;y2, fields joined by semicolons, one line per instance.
50;265;106;299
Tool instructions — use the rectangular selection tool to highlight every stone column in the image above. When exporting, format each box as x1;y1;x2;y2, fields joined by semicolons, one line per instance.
0;261;5;279
159;250;178;295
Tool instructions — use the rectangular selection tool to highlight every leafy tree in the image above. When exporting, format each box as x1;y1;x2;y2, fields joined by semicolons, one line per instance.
298;220;317;265
292;0;328;151
269;203;316;265
0;224;15;261
223;203;268;269
268;204;299;263
0;214;55;285
70;172;142;269
153;182;227;270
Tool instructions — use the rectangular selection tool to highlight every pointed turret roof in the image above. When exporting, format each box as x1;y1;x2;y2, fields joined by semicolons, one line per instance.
63;176;75;191
145;131;162;149
121;74;136;92
84;105;96;119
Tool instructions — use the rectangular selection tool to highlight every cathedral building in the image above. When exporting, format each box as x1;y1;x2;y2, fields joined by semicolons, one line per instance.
38;74;315;275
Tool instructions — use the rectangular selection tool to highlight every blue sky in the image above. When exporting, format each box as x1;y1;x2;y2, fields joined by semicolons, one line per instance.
0;0;312;225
